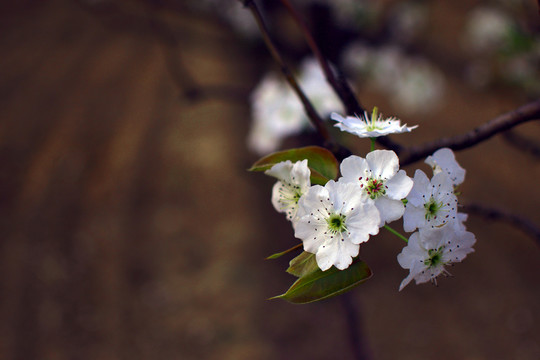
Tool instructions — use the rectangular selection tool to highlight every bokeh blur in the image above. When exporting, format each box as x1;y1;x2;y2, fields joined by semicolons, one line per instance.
0;0;539;359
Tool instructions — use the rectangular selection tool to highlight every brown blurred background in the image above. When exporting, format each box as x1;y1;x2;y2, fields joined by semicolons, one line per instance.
0;1;539;359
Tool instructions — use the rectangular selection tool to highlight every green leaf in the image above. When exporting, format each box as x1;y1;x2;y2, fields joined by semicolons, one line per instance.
266;243;303;260
249;146;339;185
272;258;372;304
286;251;319;278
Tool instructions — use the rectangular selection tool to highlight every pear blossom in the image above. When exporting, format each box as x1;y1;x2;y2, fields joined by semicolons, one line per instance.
331;107;417;138
339;150;413;225
265;160;311;221
293;180;380;271
425;148;466;187
403;170;458;232
397;224;476;290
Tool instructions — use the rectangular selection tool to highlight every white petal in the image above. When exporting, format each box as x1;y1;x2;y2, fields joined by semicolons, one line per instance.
334;237;359;270
426;148;466;186
339;155;369;184
403;204;426;232
406;169;431;207
385;170;413;200
265;160;293;181
397;232;423;269
346;201;381;244
375;197;405;225
366;150;399;179
290;159;311;190
315;238;339;271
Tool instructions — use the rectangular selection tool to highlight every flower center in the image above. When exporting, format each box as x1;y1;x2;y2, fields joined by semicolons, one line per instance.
327;213;348;234
424;197;443;220
365;106;382;131
424;247;444;267
365;178;386;199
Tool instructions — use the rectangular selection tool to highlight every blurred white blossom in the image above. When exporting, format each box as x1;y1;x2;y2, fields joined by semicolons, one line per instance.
248;58;343;155
463;7;514;53
343;44;445;114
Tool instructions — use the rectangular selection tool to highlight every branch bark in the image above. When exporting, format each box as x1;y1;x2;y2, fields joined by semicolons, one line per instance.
462;202;540;247
277;0;403;153
400;98;540;165
240;0;334;147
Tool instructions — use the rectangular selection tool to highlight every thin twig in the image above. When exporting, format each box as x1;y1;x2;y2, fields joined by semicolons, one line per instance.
400;98;540;165
503;129;540;159
462;203;540;247
240;0;334;147
146;3;249;103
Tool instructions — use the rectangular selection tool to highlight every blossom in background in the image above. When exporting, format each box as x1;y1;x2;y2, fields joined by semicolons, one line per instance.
463;7;514;54
248;58;344;155
397;223;476;290
342;43;446;114
403;170;458;232
266;160;311;221
331;107;418;138
293;180;380;271
425;147;466;187
248;73;306;155
339;150;413;225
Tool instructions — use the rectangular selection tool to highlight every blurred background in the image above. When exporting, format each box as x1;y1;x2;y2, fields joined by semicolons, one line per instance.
0;0;539;359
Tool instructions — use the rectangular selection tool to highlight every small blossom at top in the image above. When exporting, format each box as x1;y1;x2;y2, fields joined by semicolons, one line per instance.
293;180;380;271
425;148;466;187
397;223;476;291
339;150;413;226
331;107;418;138
403;170;458;232
265;160;311;221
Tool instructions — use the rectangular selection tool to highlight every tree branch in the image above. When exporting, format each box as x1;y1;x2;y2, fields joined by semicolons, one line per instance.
462;203;540;247
277;0;404;154
503;129;540;159
400;98;540;165
340;293;372;360
239;0;334;148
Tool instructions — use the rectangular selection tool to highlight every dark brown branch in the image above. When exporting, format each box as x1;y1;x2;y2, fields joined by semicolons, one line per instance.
340;293;372;360
503;129;540;159
462;203;540;247
277;0;403;153
240;0;334;147
400;98;540;165
278;0;362;115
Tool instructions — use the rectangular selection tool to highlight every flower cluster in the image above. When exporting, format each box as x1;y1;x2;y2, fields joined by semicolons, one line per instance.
398;148;475;290
263;114;475;291
267;149;409;271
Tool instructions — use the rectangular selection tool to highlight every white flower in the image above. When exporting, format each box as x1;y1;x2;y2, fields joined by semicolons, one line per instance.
331;107;417;138
397;224;476;290
265;160;311;221
339;150;413;226
293;180;380;271
425;148;466;187
403;170;458;232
